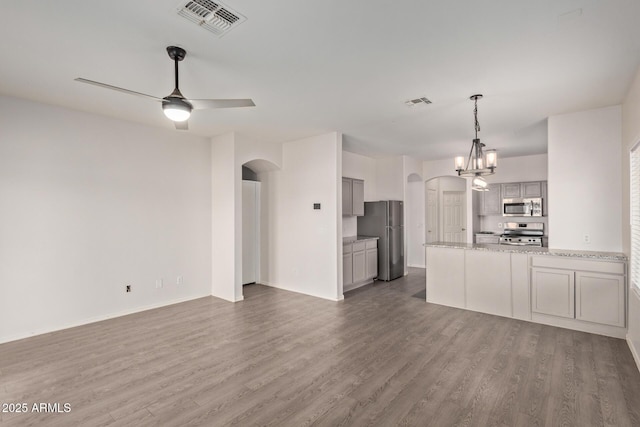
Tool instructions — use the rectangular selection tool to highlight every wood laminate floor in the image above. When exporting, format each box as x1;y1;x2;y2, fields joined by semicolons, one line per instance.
1;268;640;426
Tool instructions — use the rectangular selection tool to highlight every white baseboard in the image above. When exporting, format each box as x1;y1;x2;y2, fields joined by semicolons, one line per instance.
627;335;640;373
260;281;342;302
408;263;426;269
0;293;210;345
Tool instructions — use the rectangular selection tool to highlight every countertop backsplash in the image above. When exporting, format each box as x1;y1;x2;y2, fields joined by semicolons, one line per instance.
479;215;548;236
343;215;357;238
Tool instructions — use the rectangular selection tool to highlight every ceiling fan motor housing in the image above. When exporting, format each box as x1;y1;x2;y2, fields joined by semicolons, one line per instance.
167;46;186;61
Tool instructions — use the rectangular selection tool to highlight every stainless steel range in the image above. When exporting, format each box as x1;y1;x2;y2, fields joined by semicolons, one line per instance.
500;222;544;247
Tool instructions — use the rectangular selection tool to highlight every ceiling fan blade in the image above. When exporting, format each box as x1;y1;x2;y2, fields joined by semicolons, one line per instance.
75;78;161;101
174;121;189;130
188;99;256;109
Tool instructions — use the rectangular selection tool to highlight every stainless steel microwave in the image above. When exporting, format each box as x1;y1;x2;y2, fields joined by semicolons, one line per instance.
502;198;543;217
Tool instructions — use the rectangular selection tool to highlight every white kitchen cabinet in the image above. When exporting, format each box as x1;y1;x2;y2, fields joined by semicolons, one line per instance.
426;247;465;308
465;251;512;317
425;246;626;338
480;184;501;216
576;271;625;327
530;256;626;330
531;267;575;318
511;253;530;320
342;177;365;216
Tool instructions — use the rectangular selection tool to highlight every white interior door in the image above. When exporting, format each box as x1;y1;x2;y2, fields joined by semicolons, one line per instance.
443;191;466;243
426;188;438;243
242;181;261;284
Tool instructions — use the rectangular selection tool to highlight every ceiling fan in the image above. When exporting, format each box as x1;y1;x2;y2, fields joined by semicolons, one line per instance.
75;46;255;130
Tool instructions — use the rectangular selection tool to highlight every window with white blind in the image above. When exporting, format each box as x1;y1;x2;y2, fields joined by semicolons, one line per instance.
631;142;640;293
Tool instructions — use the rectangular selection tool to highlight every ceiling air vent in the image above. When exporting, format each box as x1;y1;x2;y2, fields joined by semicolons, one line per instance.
405;97;432;107
177;0;247;37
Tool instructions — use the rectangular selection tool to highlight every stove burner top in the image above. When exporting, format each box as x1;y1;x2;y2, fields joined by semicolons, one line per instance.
499;222;544;246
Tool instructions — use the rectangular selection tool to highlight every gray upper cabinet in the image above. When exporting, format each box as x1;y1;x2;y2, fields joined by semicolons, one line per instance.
342;177;365;216
501;183;521;199
352;179;365;216
501;181;544;199
480;181;547;216
522;181;543;198
342;178;353;216
480;184;502;216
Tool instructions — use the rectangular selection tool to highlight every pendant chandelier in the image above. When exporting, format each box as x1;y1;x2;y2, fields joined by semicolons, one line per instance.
454;94;497;183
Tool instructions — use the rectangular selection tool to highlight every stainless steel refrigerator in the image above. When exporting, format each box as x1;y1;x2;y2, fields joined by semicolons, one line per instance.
357;200;404;281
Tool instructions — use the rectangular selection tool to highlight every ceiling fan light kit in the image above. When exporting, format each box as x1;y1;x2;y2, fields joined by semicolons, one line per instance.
75;45;255;130
454;94;498;185
162;97;192;122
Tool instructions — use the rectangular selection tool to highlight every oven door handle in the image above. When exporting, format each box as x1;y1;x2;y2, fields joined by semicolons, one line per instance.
500;241;532;246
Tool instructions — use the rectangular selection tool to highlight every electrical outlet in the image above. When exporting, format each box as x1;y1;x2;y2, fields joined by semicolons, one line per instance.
126;285;131;293
177;275;183;285
583;234;591;244
155;279;163;289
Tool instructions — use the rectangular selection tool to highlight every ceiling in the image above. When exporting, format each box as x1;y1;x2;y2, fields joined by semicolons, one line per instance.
1;0;639;161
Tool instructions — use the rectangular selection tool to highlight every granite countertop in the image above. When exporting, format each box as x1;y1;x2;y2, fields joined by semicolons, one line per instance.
343;235;380;244
423;242;628;261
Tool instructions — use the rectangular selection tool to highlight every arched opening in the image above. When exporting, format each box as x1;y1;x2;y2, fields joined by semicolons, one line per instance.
425;176;467;244
241;158;280;299
406;173;425;268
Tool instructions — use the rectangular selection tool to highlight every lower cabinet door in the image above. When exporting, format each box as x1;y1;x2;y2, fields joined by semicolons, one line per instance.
576;271;625;327
366;248;378;279
531;267;575;318
353;250;366;283
343;252;353;286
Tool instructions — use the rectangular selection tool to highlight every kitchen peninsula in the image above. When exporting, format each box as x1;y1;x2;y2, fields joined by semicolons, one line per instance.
425;242;628;338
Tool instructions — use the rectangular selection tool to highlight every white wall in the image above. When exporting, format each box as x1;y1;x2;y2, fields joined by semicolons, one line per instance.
211;133;283;302
211;133;241;302
548;106;622;251
342;151;377;237
481;154;548;184
403;156;425;269
622;66;640;370
0;96;212;343
406;178;425;267
261;133;342;300
376;156;404;200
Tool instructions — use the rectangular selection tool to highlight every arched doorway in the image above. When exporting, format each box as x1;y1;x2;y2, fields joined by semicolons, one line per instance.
425;176;467;243
241;159;280;299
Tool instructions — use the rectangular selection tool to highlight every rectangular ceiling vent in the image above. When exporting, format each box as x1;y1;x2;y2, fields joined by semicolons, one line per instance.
177;0;246;37
405;97;432;107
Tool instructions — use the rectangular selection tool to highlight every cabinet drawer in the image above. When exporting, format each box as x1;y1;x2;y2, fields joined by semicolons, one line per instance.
531;256;624;275
365;239;378;249
353;241;366;252
343;243;352;254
